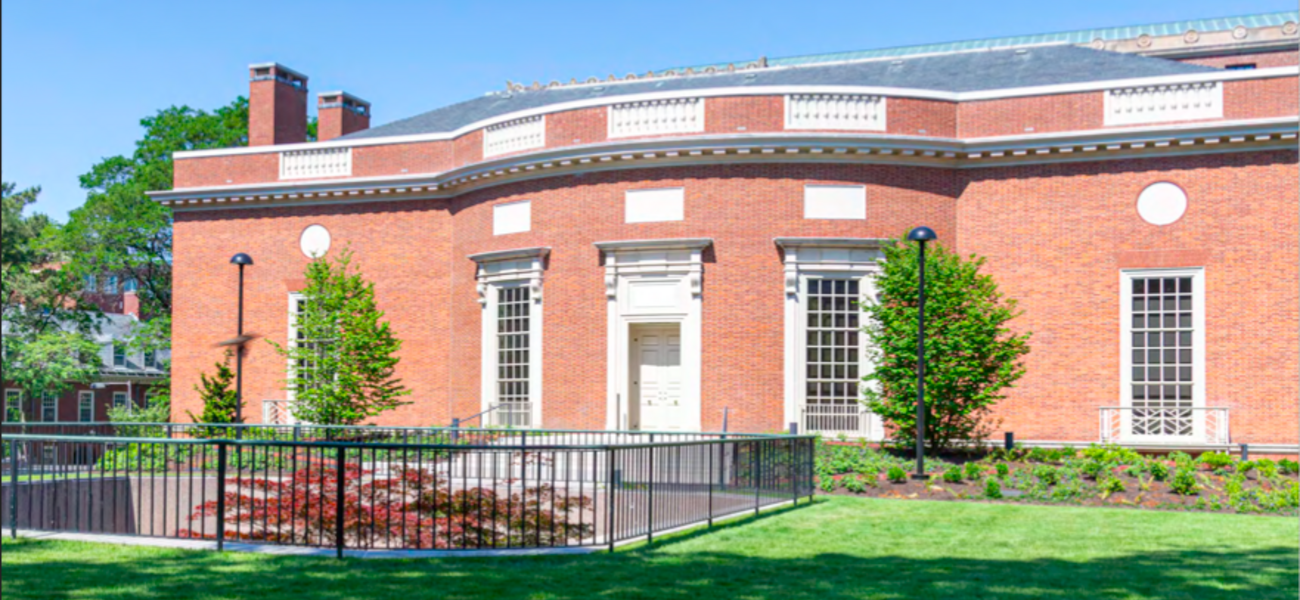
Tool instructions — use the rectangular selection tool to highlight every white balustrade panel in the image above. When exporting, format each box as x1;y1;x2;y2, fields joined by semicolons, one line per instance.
279;147;353;180
608;98;704;138
1104;82;1222;126
483;115;546;157
785;94;886;131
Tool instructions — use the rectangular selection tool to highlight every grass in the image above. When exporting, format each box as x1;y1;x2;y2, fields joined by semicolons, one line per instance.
1;496;1295;600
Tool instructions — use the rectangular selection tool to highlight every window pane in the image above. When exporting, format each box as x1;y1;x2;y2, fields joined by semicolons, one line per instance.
802;277;863;417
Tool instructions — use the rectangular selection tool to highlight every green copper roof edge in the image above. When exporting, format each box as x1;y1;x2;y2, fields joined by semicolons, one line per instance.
661;11;1298;73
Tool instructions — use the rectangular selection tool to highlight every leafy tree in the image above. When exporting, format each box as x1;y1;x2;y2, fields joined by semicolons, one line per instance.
863;237;1031;453
270;250;410;425
185;352;243;425
2;180;102;410
55;98;252;335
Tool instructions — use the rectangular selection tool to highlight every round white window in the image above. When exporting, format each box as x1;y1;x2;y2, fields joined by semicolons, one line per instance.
1136;182;1187;226
300;224;332;258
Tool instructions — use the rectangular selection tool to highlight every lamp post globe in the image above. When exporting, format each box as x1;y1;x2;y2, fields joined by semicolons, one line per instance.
230;253;253;426
907;226;936;480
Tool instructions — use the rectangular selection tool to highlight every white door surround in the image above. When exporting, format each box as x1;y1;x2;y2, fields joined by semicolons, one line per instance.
630;324;685;431
598;238;711;432
776;237;886;440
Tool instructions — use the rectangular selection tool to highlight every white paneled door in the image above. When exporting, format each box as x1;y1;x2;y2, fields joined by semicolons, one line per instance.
632;325;685;431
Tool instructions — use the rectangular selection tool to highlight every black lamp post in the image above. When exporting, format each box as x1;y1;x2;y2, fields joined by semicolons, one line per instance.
230;253;254;424
906;226;937;480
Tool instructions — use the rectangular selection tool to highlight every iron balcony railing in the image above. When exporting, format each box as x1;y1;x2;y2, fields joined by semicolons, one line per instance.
0;430;815;556
1098;406;1230;445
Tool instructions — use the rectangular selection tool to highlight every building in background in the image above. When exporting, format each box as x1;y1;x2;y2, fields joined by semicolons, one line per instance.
2;311;169;424
154;12;1299;453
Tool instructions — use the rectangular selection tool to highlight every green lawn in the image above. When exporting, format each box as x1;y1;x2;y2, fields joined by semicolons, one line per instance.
1;497;1295;600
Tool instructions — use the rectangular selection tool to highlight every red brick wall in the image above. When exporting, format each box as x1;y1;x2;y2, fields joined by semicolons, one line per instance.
1;382;162;423
889;98;957;138
959;92;1102;138
1177;50;1299;69
171;199;454;427
249;78;308;147
957;150;1299;445
174;153;279;189
1224;77;1300;120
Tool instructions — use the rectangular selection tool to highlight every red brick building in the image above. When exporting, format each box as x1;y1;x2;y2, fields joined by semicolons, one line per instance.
154;13;1300;453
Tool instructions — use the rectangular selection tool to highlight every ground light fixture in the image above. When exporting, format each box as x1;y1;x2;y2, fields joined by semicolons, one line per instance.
906;226;937;480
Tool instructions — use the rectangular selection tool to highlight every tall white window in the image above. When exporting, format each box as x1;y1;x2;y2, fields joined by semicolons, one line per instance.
41;394;57;422
113;344;127;367
4;390;22;422
78;391;94;422
778;239;884;439
113;391;129;411
472;248;548;428
288;293;320;405
1121;269;1205;439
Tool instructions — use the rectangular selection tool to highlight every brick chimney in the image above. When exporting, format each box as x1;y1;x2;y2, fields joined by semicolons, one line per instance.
317;91;371;142
248;63;309;146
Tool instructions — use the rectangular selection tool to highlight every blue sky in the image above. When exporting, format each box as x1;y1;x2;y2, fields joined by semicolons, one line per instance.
2;0;1294;221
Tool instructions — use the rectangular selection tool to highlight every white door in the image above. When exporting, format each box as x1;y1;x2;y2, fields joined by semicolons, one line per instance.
632;325;684;431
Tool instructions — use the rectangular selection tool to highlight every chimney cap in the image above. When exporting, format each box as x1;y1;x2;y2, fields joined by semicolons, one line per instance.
317;91;371;108
248;62;308;84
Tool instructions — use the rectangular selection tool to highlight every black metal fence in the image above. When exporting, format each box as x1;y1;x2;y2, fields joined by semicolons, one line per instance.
0;430;814;556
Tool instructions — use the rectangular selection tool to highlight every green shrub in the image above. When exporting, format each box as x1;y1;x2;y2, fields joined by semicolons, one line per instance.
1080;460;1106;480
1033;465;1059;486
1147;461;1170;482
995;463;1010;478
984;478;1003;499
1199;452;1234;469
1235;460;1255;475
1170;468;1199;496
842;474;867;493
942;467;964;484
1256;459;1278;479
1082;444;1142;465
963;462;982;481
1099;477;1125;496
887;465;908;483
1167;451;1195;468
818;475;837;493
1279;459;1299;475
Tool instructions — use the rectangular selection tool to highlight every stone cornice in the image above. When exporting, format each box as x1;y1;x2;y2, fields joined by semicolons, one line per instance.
154;117;1298;211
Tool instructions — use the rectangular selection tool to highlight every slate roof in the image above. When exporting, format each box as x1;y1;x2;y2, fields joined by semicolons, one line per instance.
340;45;1217;141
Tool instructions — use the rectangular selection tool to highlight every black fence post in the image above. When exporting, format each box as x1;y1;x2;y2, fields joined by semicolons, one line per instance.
1240;443;1249;462
335;446;345;560
1005;432;1014;452
606;447;616;553
216;442;227;552
707;442;714;528
753;440;761;517
647;445;655;546
450;418;459;445
9;438;18;539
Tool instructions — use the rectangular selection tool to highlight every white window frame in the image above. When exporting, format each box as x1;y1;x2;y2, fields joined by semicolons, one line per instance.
113;344;127;367
41;394;58;422
1119;268;1206;442
112;391;129;412
470;248;548;428
777;238;886;440
78;391;95;422
4;389;22;422
281;292;308;425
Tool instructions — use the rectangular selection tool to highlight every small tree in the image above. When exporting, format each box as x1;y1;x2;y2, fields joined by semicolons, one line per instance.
270;249;409;425
863;237;1031;453
185;352;242;425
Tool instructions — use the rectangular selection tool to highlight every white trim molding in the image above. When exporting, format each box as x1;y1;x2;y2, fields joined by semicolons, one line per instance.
471;247;549;428
484;115;546;158
776;238;886;440
608;98;705;139
596;238;711;431
1105;81;1222;126
280;147;352;180
786;94;886;131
